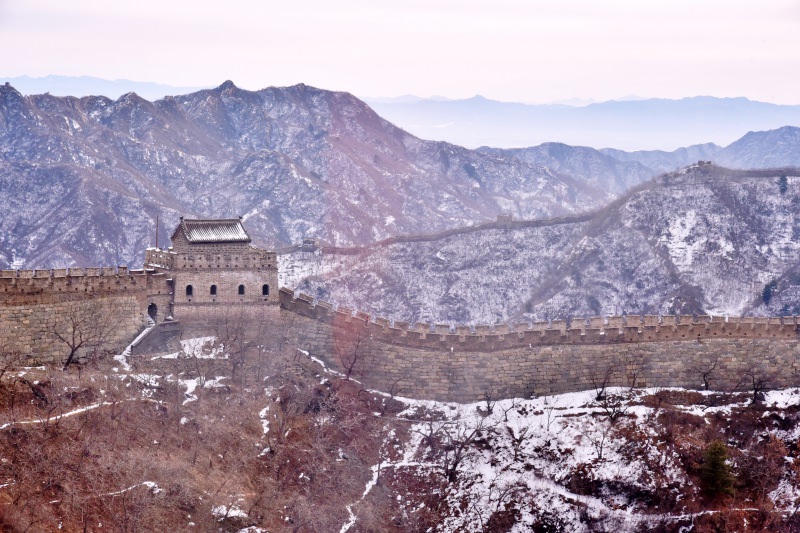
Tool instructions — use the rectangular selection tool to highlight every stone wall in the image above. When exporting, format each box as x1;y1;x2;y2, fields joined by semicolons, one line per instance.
280;289;800;402
4;268;800;402
280;290;798;351
1;294;146;364
0;268;172;364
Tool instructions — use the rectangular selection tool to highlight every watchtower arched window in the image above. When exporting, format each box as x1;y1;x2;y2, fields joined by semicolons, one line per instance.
262;284;270;296
186;285;193;297
238;284;245;295
210;284;217;296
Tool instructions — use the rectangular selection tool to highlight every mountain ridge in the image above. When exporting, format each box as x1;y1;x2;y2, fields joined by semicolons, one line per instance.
4;80;800;325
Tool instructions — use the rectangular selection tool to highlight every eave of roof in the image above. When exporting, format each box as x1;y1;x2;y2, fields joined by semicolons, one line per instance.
175;218;252;244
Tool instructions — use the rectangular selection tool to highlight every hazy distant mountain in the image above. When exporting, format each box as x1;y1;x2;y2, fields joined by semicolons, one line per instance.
0;75;206;101
600;144;723;174
602;126;800;174
717;126;800;169
361;94;453;104
479;143;657;195
367;95;800;151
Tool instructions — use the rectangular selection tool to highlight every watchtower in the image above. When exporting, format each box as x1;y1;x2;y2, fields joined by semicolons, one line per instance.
144;217;278;321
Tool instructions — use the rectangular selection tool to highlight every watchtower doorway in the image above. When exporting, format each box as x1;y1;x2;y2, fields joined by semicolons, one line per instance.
147;303;158;322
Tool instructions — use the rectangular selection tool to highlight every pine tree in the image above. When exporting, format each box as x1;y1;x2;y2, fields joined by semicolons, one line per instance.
701;440;735;497
779;175;788;195
762;279;778;306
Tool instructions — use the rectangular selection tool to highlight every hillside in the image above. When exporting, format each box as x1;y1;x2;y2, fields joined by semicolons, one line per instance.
3;336;800;532
283;164;800;323
601;126;800;174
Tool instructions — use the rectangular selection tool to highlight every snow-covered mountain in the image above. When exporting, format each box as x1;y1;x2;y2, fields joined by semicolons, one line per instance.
0;81;614;269
602;126;800;175
284;164;800;323
0;75;206;101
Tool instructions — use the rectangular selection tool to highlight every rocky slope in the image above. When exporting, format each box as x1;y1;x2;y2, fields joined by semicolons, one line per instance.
4;81;800;272
5;82;800;323
479;142;656;195
283;164;800;323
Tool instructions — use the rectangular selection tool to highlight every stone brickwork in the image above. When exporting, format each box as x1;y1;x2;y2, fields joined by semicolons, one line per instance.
1;295;144;364
4;236;800;403
0;267;171;363
280;289;800;402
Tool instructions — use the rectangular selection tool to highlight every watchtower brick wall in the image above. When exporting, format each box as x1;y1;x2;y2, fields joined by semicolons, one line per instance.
145;218;279;318
145;244;278;314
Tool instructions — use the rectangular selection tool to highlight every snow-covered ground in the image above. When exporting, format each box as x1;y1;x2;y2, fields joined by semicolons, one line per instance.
341;381;800;531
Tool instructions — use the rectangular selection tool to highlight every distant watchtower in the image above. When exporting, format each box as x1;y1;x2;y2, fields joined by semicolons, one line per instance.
144;217;278;321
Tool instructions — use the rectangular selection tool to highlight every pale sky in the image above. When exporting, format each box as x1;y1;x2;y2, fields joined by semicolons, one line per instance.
1;0;799;103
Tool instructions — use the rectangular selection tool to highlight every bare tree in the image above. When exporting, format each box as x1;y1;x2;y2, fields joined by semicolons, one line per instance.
47;297;120;370
623;352;647;391
477;389;496;416
540;396;559;433
439;418;488;483
580;418;614;461
692;355;719;391
213;304;249;385
596;391;630;424
359;374;407;416
500;397;518;423
742;370;772;405
505;424;530;462
591;361;619;401
334;320;369;380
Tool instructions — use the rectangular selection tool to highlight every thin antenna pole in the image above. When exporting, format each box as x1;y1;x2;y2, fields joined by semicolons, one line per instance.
155;214;159;249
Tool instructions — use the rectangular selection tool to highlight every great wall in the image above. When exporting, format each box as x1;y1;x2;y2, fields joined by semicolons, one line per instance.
1;218;799;401
278;289;800;401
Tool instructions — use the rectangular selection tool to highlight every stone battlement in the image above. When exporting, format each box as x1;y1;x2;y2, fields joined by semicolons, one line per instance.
145;246;275;271
1;266;134;278
279;289;800;351
0;267;171;305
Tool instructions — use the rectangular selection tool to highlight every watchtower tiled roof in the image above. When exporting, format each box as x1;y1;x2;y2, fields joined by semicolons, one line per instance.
173;218;251;244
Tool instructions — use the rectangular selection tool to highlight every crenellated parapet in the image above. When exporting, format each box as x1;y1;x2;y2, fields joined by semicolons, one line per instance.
0;267;171;305
279;289;800;352
144;246;275;271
